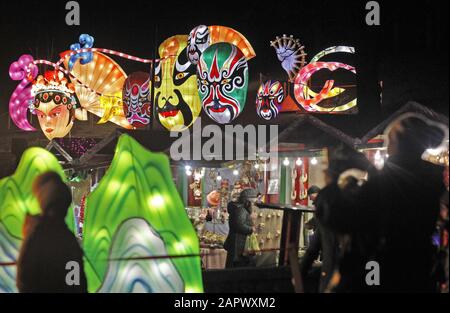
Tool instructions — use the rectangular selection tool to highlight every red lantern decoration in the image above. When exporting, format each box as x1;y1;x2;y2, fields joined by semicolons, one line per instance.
122;72;151;128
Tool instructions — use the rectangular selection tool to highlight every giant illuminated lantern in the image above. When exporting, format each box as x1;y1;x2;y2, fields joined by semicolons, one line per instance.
0;148;72;293
30;71;78;140
83;134;203;293
197;43;249;124
154;35;201;131
293;46;357;113
256;80;285;121
122;72;151;128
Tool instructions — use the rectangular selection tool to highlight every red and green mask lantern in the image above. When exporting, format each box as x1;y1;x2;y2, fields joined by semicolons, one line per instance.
197;43;248;124
256;80;284;121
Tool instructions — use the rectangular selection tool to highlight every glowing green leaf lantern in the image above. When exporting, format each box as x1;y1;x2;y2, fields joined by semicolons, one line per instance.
0;147;70;293
82;134;203;293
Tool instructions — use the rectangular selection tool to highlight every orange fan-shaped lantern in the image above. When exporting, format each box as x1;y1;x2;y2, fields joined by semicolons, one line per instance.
60;51;133;129
208;26;256;60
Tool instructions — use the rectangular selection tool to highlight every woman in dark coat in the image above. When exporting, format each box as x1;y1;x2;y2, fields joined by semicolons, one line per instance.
224;189;257;268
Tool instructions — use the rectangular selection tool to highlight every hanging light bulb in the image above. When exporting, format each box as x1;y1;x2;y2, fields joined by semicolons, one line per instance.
283;157;290;166
194;170;202;181
233;169;239;176
185;165;191;171
374;150;381;161
254;163;260;170
311;157;318;165
374;150;385;169
217;173;222;181
296;158;303;166
186;169;193;176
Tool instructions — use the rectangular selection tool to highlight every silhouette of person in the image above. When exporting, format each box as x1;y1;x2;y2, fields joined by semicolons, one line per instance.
17;172;87;293
332;114;447;292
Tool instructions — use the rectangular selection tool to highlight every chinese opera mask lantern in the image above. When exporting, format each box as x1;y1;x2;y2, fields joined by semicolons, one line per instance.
122;72;151;128
30;71;78;140
155;35;202;131
197;43;249;124
256;80;284;121
187;25;211;65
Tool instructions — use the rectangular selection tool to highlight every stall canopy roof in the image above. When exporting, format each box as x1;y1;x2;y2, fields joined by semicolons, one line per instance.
361;101;449;143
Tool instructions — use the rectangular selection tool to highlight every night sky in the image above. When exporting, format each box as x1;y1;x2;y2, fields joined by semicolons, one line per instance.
0;0;448;136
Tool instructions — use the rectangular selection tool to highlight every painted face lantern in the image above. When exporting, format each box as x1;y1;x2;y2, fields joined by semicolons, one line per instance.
256;80;284;121
30;71;77;140
122;72;151;128
154;35;201;131
197;43;249;124
187;25;211;65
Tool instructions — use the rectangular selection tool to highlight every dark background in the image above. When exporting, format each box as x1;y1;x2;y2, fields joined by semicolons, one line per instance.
0;0;448;134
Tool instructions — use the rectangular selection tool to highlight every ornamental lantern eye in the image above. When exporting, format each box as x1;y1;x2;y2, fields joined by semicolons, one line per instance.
176;73;186;80
131;85;139;96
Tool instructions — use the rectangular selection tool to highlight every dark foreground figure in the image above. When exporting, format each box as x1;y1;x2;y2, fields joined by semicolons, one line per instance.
318;114;446;292
17;172;87;293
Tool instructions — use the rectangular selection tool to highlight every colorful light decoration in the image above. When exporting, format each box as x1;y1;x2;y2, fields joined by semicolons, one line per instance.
98;92;124;124
270;35;307;82
208;26;256;61
0;147;73;293
61;50;133;129
154;35;202;131
68;34;94;71
9;31;256;136
9;54;39;131
122;72;151;128
256;80;285;121
187;25;256;65
8;33;182;137
309;45;355;63
54;138;97;157
293;46;357;113
82;134;202;293
197;42;249;124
